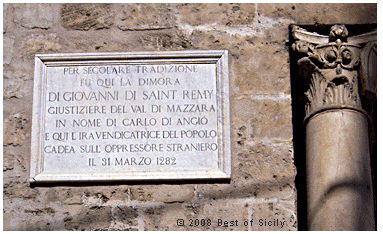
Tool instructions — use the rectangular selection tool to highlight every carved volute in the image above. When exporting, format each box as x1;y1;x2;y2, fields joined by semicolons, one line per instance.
292;25;377;120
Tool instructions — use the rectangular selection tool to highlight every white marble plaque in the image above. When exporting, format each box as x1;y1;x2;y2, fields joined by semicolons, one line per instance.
30;51;230;182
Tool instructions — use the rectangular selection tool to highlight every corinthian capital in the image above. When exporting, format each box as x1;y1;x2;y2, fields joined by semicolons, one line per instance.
292;25;376;119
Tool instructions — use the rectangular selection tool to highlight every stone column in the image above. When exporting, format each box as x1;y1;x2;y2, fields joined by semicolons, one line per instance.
292;25;376;230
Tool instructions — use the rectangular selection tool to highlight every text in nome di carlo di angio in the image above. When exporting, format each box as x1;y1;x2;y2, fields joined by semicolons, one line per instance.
30;51;231;182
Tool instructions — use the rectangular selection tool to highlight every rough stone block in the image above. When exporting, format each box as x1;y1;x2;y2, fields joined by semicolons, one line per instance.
13;3;54;29
3;3;8;33
190;30;232;50
3;36;14;65
177;3;255;26
109;206;139;231
3;72;30;98
195;183;242;200
194;139;295;201
233;142;296;199
60;3;114;30
3;179;38;200
147;199;250;231
190;199;249;231
63;206;114;230
231;44;291;95
231;98;293;140
256;3;298;20
151;185;195;203
3;153;14;171
143;203;185;230
107;185;132;201
129;185;195;204
257;3;377;25
22;34;61;59
250;201;297;230
138;31;193;50
189;30;291;95
117;4;175;31
234;142;294;180
4;113;28;146
3;212;19;230
82;193;110;208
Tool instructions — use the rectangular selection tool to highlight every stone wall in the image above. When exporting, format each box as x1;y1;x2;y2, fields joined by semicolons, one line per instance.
3;3;377;230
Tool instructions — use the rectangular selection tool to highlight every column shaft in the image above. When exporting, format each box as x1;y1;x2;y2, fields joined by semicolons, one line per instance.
305;109;375;230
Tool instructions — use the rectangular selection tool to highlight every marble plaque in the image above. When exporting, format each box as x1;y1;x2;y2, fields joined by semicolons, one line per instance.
30;51;231;182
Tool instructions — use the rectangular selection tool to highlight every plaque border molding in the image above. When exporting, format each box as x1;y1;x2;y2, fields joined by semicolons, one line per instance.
30;50;231;183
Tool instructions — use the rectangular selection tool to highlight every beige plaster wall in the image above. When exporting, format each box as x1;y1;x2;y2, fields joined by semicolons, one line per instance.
3;3;377;230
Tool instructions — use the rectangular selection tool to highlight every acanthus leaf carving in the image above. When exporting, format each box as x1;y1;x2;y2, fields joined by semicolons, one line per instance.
305;71;327;116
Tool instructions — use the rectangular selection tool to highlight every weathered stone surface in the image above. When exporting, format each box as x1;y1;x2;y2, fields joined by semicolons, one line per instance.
146;199;251;231
82;193;110;208
151;185;194;203
189;28;291;95
60;3;114;30
117;4;175;31
3;153;15;171
3;36;14;65
177;3;256;26
4;113;28;146
190;30;232;50
138;31;193;50
250;201;297;230
232;51;291;94
13;3;54;29
22;33;61;58
231;98;292;140
129;185;195;204
143;203;186;231
257;3;377;25
109;206;139;231
193;200;249;231
64;206;114;230
3;72;31;98
3;179;38;200
195;183;246;200
235;142;295;183
3;4;8;33
195;140;295;200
